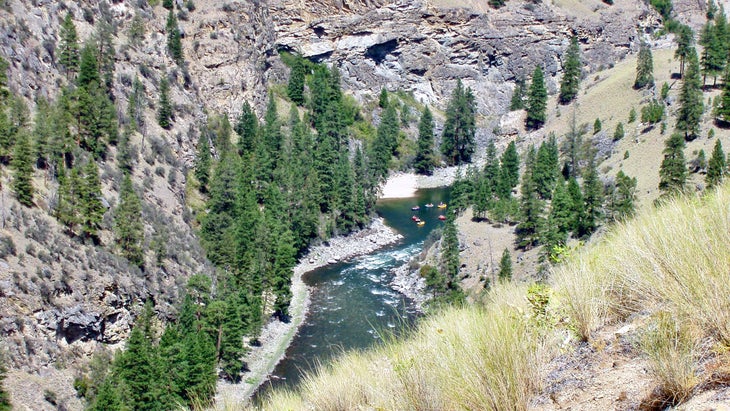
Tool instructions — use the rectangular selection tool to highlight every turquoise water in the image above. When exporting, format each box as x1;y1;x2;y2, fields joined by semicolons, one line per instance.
256;187;451;394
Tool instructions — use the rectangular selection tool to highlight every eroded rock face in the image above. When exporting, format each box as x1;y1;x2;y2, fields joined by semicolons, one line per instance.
271;0;659;119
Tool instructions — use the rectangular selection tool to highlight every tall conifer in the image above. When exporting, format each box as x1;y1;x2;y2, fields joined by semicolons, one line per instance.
676;48;703;140
115;175;144;267
158;76;173;129
634;42;655;89
11;131;33;206
440;80;476;165
659;133;688;196
674;25;694;79
58;13;80;78
559;36;581;104
516;146;544;248
414;106;434;175
526;66;547;130
287;57;306;106
80;161;105;241
498;248;512;281
706;139;726;189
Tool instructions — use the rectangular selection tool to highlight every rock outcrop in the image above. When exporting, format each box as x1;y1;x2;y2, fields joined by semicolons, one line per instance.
271;0;660;119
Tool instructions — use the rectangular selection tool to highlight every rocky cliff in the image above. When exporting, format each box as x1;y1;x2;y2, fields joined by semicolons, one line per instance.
271;0;659;121
0;0;708;408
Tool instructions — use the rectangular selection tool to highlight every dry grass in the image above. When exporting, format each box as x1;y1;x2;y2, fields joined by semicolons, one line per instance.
255;283;554;411
552;185;730;403
554;186;730;343
252;184;730;410
640;312;699;406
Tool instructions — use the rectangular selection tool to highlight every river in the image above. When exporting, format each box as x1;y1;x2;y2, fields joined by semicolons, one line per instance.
255;187;451;396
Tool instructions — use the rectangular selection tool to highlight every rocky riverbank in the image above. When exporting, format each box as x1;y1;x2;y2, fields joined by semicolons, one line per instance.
390;263;429;311
215;216;403;407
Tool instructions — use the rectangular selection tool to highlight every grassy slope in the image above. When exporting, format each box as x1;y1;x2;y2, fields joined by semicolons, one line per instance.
247;40;730;409
249;184;730;410
543;46;729;207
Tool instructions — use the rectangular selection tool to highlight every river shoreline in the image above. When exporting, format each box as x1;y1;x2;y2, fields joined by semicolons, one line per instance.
216;172;453;407
215;217;404;407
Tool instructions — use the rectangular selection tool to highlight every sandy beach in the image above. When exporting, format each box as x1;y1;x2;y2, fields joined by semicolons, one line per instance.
380;173;418;198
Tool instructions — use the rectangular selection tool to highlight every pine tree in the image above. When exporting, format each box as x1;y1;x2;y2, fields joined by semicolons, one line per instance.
11;131;34;207
115;175;144;268
700;22;725;87
201;152;240;266
80;161;105;242
94;20;116;94
55;165;81;232
516;146;544;248
114;326;155;411
58;13;80;78
593;118;602;134
613;122;625;141
634;42;655;89
606;170;637;222
566;176;585;235
658;133;687;196
262;91;282;161
127;77;146;133
195;134;211;192
166;10;184;64
533;135;560;200
706;139;726;189
543;179;572;257
498;248;512;281
414;106;434;175
509;77;526;111
674;24;694;79
77;43;101;89
370;102;399;181
675;48;703;140
440;211;460;287
378;87;389;108
526;66;547;130
158;76;173;129
559;36;581;104
497;141;520;199
89;380;123;411
580;156;603;236
718;66;730;122
287;57;306;106
440;80;476;165
0;357;11;411
218;295;245;382
235;101;258;154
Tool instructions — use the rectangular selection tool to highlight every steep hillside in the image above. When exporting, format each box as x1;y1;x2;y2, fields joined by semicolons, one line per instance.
0;0;717;409
255;181;730;411
272;0;657;122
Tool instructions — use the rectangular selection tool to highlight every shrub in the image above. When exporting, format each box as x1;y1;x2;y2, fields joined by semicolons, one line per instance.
0;235;17;259
639;313;698;407
613;122;625;141
641;100;665;124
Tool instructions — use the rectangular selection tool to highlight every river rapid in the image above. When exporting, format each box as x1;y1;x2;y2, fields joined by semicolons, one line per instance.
255;187;450;396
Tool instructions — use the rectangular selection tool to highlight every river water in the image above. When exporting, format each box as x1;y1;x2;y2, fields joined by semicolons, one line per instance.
256;187;450;395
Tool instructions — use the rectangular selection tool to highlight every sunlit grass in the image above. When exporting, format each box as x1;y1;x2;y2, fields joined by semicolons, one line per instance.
255;282;553;410
252;185;730;409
